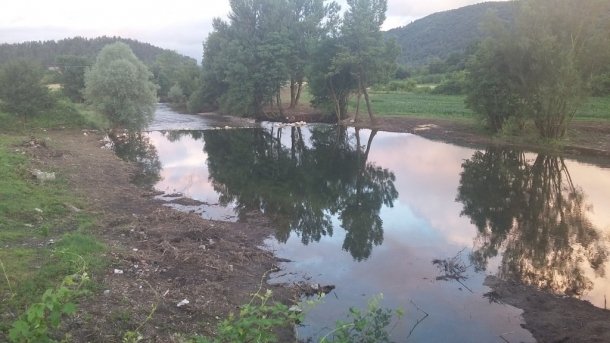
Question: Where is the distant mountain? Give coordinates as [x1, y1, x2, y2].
[385, 1, 517, 66]
[0, 36, 195, 66]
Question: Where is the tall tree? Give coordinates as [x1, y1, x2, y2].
[0, 59, 52, 123]
[339, 0, 398, 123]
[84, 42, 157, 130]
[465, 0, 610, 138]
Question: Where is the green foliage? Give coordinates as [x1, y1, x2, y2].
[431, 71, 466, 95]
[590, 72, 610, 97]
[465, 0, 610, 138]
[9, 272, 88, 343]
[152, 51, 200, 101]
[190, 289, 302, 343]
[465, 35, 522, 132]
[0, 36, 192, 68]
[167, 84, 186, 107]
[84, 42, 157, 130]
[320, 294, 404, 343]
[55, 55, 90, 102]
[373, 79, 416, 92]
[384, 2, 516, 66]
[0, 59, 53, 122]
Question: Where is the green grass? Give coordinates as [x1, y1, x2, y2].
[351, 91, 474, 119]
[0, 135, 106, 334]
[349, 91, 610, 121]
[576, 96, 610, 120]
[0, 96, 109, 132]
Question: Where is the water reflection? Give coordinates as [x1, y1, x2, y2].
[186, 126, 399, 261]
[457, 149, 608, 296]
[109, 132, 162, 189]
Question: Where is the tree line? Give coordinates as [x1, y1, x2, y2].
[188, 0, 398, 122]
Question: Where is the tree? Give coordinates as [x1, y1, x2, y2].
[308, 0, 397, 122]
[84, 42, 157, 130]
[465, 0, 610, 138]
[340, 0, 398, 123]
[56, 55, 90, 102]
[0, 59, 52, 122]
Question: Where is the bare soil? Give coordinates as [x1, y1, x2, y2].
[18, 113, 610, 342]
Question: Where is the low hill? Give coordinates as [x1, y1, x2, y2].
[385, 1, 516, 66]
[0, 36, 194, 66]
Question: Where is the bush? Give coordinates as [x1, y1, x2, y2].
[432, 72, 466, 95]
[0, 59, 53, 122]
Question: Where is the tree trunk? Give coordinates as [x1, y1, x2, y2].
[361, 84, 375, 124]
[355, 88, 362, 123]
[294, 81, 303, 108]
[289, 78, 296, 109]
[329, 80, 341, 123]
[277, 89, 284, 118]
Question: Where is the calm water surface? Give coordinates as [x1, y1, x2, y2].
[113, 106, 610, 342]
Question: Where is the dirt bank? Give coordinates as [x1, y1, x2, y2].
[24, 129, 293, 342]
[485, 276, 610, 343]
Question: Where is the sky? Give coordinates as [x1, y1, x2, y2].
[0, 0, 504, 61]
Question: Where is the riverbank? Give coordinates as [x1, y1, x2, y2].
[0, 129, 293, 341]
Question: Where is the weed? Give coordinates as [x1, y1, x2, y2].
[320, 294, 404, 343]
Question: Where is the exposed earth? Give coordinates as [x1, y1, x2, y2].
[15, 113, 610, 342]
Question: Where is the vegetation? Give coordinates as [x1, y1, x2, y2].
[0, 36, 193, 67]
[55, 55, 90, 102]
[192, 0, 335, 117]
[152, 51, 200, 107]
[0, 59, 52, 123]
[84, 42, 157, 130]
[0, 134, 105, 342]
[384, 2, 516, 66]
[309, 0, 398, 122]
[465, 0, 610, 138]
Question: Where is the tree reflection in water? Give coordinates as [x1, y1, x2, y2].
[109, 131, 162, 189]
[172, 126, 399, 261]
[457, 148, 607, 296]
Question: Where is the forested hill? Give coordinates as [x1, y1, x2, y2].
[385, 1, 516, 66]
[0, 36, 195, 66]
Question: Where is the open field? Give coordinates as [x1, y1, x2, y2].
[352, 91, 610, 121]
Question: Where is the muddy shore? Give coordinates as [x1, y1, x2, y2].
[21, 115, 610, 341]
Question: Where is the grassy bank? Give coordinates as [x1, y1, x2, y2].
[0, 107, 107, 340]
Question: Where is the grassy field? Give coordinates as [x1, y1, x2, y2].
[0, 111, 106, 337]
[345, 91, 610, 121]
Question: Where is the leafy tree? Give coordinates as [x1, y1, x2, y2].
[84, 42, 157, 130]
[0, 59, 52, 122]
[55, 55, 90, 102]
[465, 0, 610, 138]
[339, 0, 398, 123]
[465, 34, 523, 132]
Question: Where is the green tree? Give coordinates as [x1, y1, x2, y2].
[465, 0, 610, 138]
[84, 42, 157, 130]
[56, 55, 90, 102]
[0, 59, 52, 122]
[340, 0, 398, 123]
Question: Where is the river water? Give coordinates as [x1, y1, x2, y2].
[113, 104, 610, 342]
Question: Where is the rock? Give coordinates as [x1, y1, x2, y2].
[177, 299, 190, 307]
[114, 269, 124, 274]
[103, 290, 111, 296]
[32, 169, 56, 182]
[34, 208, 43, 213]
